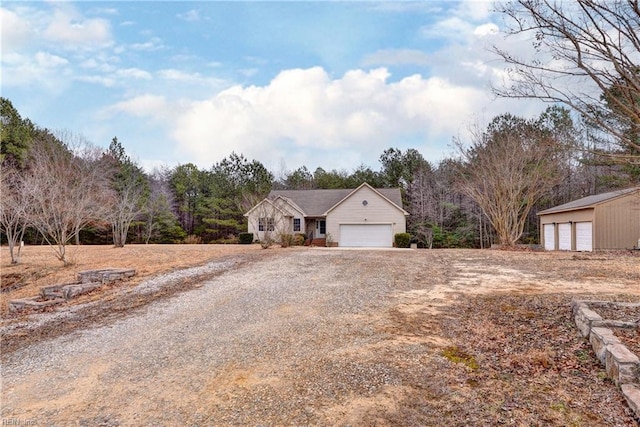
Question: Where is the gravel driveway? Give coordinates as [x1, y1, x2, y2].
[2, 249, 426, 426]
[2, 248, 638, 426]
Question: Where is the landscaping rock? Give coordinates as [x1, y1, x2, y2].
[8, 296, 65, 313]
[77, 268, 136, 284]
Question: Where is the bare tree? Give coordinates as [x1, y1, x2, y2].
[245, 197, 289, 249]
[493, 0, 640, 163]
[0, 165, 28, 263]
[24, 131, 111, 265]
[108, 170, 147, 248]
[455, 114, 564, 247]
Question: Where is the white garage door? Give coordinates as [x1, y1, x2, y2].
[339, 224, 392, 247]
[575, 222, 593, 252]
[543, 224, 555, 250]
[558, 223, 572, 251]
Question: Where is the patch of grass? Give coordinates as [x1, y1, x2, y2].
[441, 346, 479, 371]
[574, 349, 591, 362]
[550, 401, 567, 411]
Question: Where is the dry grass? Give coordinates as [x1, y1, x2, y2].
[0, 244, 261, 317]
[378, 292, 637, 425]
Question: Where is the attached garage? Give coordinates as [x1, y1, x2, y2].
[339, 224, 392, 247]
[538, 187, 640, 251]
[575, 222, 593, 252]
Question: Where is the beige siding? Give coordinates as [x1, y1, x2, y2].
[326, 186, 406, 245]
[274, 199, 306, 235]
[539, 208, 594, 250]
[246, 201, 290, 241]
[595, 194, 640, 250]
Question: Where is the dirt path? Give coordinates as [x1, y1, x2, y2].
[2, 249, 639, 425]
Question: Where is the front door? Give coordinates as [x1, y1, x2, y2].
[316, 220, 326, 237]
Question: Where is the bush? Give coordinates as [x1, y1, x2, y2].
[260, 237, 273, 249]
[293, 233, 306, 246]
[239, 232, 254, 244]
[279, 233, 295, 248]
[183, 234, 202, 244]
[394, 233, 411, 248]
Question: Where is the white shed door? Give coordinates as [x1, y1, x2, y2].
[575, 222, 593, 252]
[543, 224, 555, 250]
[339, 224, 392, 247]
[558, 223, 572, 251]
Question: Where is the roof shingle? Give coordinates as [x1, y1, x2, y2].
[537, 187, 640, 215]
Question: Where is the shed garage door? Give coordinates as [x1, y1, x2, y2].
[543, 224, 555, 250]
[339, 224, 392, 247]
[575, 222, 593, 252]
[558, 223, 572, 251]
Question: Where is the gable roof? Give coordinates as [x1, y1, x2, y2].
[268, 184, 404, 216]
[244, 197, 290, 217]
[324, 182, 409, 216]
[537, 187, 640, 215]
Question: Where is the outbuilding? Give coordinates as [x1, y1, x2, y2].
[537, 187, 640, 251]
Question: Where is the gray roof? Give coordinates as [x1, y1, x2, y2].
[269, 186, 404, 217]
[537, 187, 640, 215]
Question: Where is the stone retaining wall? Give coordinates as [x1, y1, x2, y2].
[8, 268, 136, 313]
[573, 300, 640, 420]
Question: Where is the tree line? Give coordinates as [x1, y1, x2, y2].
[2, 96, 637, 265]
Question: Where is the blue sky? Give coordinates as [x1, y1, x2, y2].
[1, 1, 546, 174]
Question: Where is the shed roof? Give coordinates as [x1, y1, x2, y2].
[269, 186, 403, 217]
[537, 187, 640, 215]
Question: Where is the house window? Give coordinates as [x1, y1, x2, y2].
[293, 218, 301, 232]
[259, 217, 275, 231]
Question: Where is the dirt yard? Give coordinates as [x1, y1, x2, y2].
[0, 244, 262, 317]
[1, 246, 640, 425]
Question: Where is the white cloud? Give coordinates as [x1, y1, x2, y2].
[35, 52, 68, 68]
[106, 94, 172, 120]
[77, 75, 116, 87]
[116, 68, 152, 80]
[164, 67, 491, 169]
[452, 0, 493, 21]
[158, 69, 228, 89]
[1, 51, 72, 90]
[474, 23, 499, 36]
[129, 37, 164, 51]
[44, 8, 112, 49]
[0, 7, 33, 53]
[177, 9, 200, 22]
[421, 16, 474, 41]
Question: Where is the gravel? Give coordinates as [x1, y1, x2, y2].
[2, 248, 637, 426]
[1, 249, 404, 425]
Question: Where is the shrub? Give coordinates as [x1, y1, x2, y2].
[279, 233, 295, 248]
[238, 232, 254, 244]
[183, 234, 202, 244]
[260, 237, 273, 249]
[293, 233, 306, 246]
[394, 233, 411, 248]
